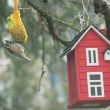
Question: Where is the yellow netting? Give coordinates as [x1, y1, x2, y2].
[7, 0, 28, 44]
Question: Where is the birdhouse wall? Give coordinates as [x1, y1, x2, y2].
[67, 50, 78, 102]
[75, 29, 110, 100]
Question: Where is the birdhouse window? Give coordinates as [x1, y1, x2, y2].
[87, 72, 104, 97]
[86, 48, 99, 66]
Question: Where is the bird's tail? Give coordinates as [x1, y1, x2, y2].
[21, 53, 31, 61]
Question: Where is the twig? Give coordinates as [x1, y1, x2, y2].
[38, 22, 46, 91]
[53, 17, 80, 32]
[18, 8, 30, 10]
[64, 0, 81, 4]
[82, 0, 89, 26]
[38, 67, 45, 91]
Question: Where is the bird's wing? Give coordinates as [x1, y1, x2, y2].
[10, 43, 31, 60]
[10, 43, 24, 55]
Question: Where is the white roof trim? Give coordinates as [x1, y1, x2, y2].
[70, 25, 110, 51]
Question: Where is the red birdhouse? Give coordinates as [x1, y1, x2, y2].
[61, 25, 110, 109]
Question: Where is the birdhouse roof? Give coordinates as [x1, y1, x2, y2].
[61, 25, 110, 57]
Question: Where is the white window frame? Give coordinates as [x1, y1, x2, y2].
[86, 48, 99, 66]
[87, 72, 104, 97]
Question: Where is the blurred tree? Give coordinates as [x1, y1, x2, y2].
[0, 0, 110, 110]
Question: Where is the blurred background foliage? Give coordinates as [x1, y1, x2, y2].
[0, 0, 109, 110]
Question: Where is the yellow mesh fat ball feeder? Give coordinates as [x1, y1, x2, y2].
[7, 0, 28, 45]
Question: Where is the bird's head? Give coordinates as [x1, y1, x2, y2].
[2, 40, 14, 49]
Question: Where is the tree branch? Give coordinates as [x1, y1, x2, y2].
[26, 0, 70, 46]
[94, 0, 110, 40]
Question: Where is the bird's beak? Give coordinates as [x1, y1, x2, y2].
[2, 40, 9, 48]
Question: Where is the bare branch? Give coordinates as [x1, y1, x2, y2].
[26, 0, 70, 46]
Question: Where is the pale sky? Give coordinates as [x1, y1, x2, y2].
[8, 0, 13, 7]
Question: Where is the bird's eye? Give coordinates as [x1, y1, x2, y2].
[5, 43, 8, 46]
[9, 41, 12, 43]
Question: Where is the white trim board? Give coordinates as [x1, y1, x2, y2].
[86, 48, 99, 66]
[87, 72, 104, 98]
[71, 25, 110, 50]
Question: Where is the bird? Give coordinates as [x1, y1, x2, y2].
[7, 0, 28, 45]
[5, 0, 30, 61]
[3, 40, 31, 61]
